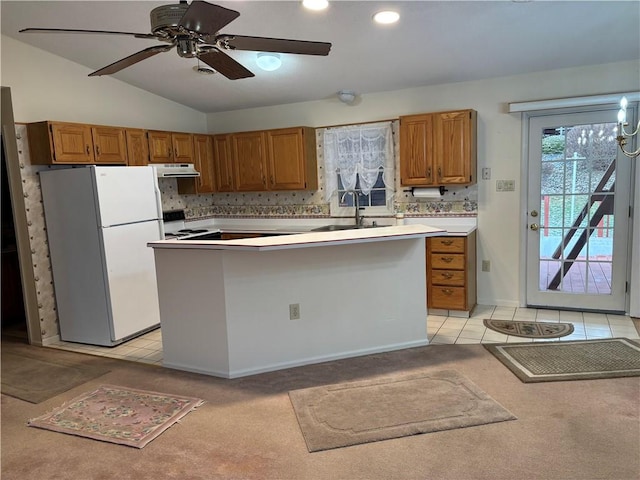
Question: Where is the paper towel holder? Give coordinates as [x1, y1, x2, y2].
[410, 186, 448, 196]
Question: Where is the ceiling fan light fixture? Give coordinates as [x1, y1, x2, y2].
[302, 0, 329, 11]
[256, 52, 282, 71]
[373, 10, 400, 25]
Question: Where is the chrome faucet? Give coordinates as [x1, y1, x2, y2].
[341, 190, 365, 227]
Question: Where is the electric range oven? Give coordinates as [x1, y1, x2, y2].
[162, 210, 221, 240]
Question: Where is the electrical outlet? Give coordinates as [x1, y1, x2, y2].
[503, 180, 515, 191]
[289, 303, 300, 320]
[482, 260, 491, 272]
[482, 167, 491, 180]
[496, 180, 504, 191]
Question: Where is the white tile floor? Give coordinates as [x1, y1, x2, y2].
[48, 305, 640, 364]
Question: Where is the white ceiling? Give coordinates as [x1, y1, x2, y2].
[2, 1, 639, 114]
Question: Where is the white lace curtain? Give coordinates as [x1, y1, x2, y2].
[323, 121, 394, 201]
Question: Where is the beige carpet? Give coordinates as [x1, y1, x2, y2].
[485, 338, 640, 383]
[289, 369, 516, 452]
[1, 340, 110, 403]
[2, 342, 639, 480]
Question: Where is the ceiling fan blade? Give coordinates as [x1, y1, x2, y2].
[89, 44, 174, 76]
[179, 1, 240, 35]
[198, 49, 254, 80]
[217, 35, 331, 56]
[19, 27, 157, 40]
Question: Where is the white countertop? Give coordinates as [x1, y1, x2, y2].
[149, 224, 445, 251]
[184, 216, 477, 236]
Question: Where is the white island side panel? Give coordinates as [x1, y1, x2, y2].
[153, 249, 231, 376]
[152, 232, 432, 378]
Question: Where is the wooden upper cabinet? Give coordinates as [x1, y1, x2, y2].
[400, 109, 477, 187]
[232, 131, 268, 191]
[147, 131, 174, 164]
[434, 110, 477, 184]
[172, 132, 194, 164]
[91, 126, 127, 164]
[147, 130, 194, 164]
[400, 114, 434, 186]
[177, 134, 216, 194]
[265, 127, 318, 190]
[125, 129, 149, 166]
[212, 134, 235, 192]
[27, 121, 128, 165]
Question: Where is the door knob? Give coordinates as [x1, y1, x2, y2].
[530, 210, 538, 217]
[530, 223, 539, 231]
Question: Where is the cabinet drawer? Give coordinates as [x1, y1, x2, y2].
[430, 269, 465, 286]
[430, 237, 465, 253]
[430, 253, 465, 270]
[430, 286, 466, 310]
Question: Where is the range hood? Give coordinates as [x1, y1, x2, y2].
[153, 163, 200, 178]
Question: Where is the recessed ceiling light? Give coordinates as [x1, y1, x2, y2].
[302, 0, 329, 11]
[373, 10, 400, 25]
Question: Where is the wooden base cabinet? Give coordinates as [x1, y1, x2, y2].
[426, 231, 476, 314]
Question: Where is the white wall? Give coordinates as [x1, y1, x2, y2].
[206, 61, 640, 308]
[0, 35, 207, 131]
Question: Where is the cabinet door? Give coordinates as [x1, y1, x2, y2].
[265, 127, 307, 190]
[172, 133, 194, 164]
[194, 134, 215, 193]
[434, 110, 476, 184]
[125, 129, 149, 166]
[92, 127, 127, 164]
[213, 135, 235, 192]
[147, 131, 173, 163]
[233, 131, 267, 191]
[50, 123, 95, 163]
[400, 114, 434, 186]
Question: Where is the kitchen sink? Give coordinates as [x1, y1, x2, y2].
[311, 224, 382, 232]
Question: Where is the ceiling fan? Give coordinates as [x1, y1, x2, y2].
[19, 0, 332, 80]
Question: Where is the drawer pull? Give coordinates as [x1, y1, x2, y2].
[441, 272, 454, 279]
[440, 256, 454, 263]
[441, 288, 454, 295]
[441, 239, 454, 246]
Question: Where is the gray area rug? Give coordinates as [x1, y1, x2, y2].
[288, 369, 516, 452]
[484, 337, 640, 383]
[483, 319, 574, 338]
[1, 344, 110, 403]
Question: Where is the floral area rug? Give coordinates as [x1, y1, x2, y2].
[28, 385, 204, 448]
[483, 319, 574, 338]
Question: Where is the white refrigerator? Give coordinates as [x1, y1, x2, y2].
[40, 166, 163, 346]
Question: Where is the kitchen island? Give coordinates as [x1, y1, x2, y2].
[148, 224, 444, 378]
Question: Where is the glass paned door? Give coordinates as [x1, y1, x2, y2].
[526, 109, 631, 312]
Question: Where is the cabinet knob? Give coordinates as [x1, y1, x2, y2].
[441, 288, 454, 295]
[440, 256, 454, 263]
[86, 145, 90, 155]
[438, 167, 442, 178]
[441, 239, 454, 246]
[96, 145, 101, 156]
[427, 167, 432, 179]
[442, 272, 454, 279]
